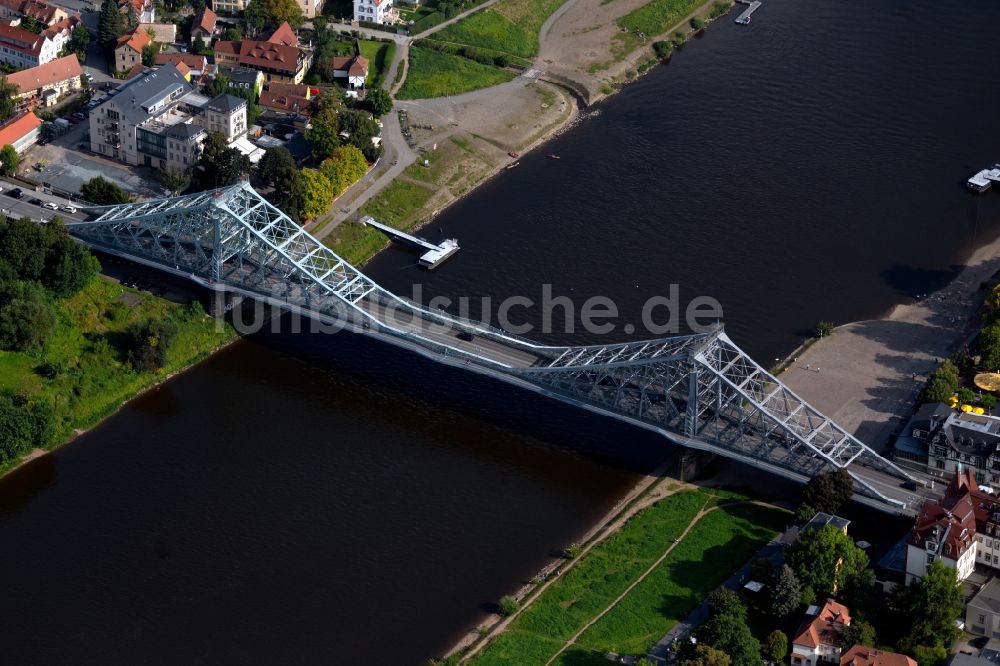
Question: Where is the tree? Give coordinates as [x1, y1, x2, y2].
[244, 0, 267, 32]
[894, 560, 963, 654]
[762, 630, 787, 662]
[785, 524, 868, 596]
[839, 619, 876, 653]
[749, 556, 773, 582]
[0, 391, 53, 463]
[208, 71, 230, 97]
[99, 0, 125, 49]
[158, 167, 191, 195]
[262, 0, 304, 28]
[911, 645, 948, 666]
[223, 25, 244, 41]
[980, 323, 1000, 371]
[770, 564, 802, 619]
[124, 1, 139, 31]
[141, 40, 158, 66]
[43, 233, 99, 298]
[707, 588, 747, 622]
[697, 592, 762, 666]
[306, 105, 340, 159]
[498, 595, 518, 617]
[957, 387, 976, 404]
[816, 320, 833, 337]
[984, 393, 997, 413]
[125, 317, 179, 372]
[197, 132, 251, 189]
[0, 280, 56, 351]
[254, 147, 302, 220]
[0, 77, 17, 123]
[338, 109, 383, 162]
[19, 15, 42, 33]
[365, 88, 393, 116]
[81, 176, 129, 204]
[801, 468, 854, 515]
[192, 32, 208, 56]
[680, 644, 731, 666]
[922, 359, 959, 403]
[70, 23, 91, 62]
[0, 144, 19, 176]
[298, 168, 333, 219]
[320, 145, 368, 195]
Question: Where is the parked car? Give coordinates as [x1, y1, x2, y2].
[72, 112, 86, 120]
[62, 204, 77, 213]
[67, 116, 80, 124]
[9, 188, 22, 198]
[43, 201, 59, 210]
[29, 198, 42, 206]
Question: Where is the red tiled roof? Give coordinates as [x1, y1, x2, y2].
[266, 21, 295, 47]
[116, 28, 150, 53]
[793, 599, 851, 650]
[214, 39, 239, 55]
[40, 14, 79, 40]
[237, 40, 300, 73]
[5, 53, 81, 93]
[193, 6, 216, 35]
[9, 0, 62, 24]
[266, 81, 309, 98]
[259, 89, 310, 113]
[840, 646, 917, 666]
[124, 62, 147, 79]
[0, 111, 41, 147]
[0, 21, 45, 56]
[330, 55, 368, 77]
[907, 469, 993, 561]
[154, 52, 206, 69]
[175, 61, 190, 77]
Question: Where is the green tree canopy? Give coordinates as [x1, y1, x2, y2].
[81, 176, 129, 204]
[298, 168, 333, 219]
[365, 88, 393, 116]
[839, 619, 877, 653]
[320, 145, 368, 195]
[680, 644, 731, 666]
[0, 391, 53, 463]
[697, 591, 762, 666]
[338, 109, 382, 162]
[125, 317, 179, 372]
[801, 468, 854, 515]
[98, 0, 126, 49]
[762, 630, 787, 662]
[306, 105, 340, 159]
[923, 359, 959, 403]
[785, 524, 868, 597]
[770, 564, 802, 619]
[893, 560, 963, 654]
[0, 77, 17, 122]
[70, 23, 91, 62]
[197, 132, 251, 189]
[0, 144, 19, 176]
[255, 147, 302, 220]
[0, 279, 56, 350]
[141, 41, 158, 66]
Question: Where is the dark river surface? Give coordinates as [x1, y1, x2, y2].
[3, 0, 1000, 663]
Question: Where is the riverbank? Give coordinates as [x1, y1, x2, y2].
[317, 0, 734, 268]
[779, 228, 1000, 454]
[0, 276, 237, 481]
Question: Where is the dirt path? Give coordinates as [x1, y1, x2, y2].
[543, 496, 717, 665]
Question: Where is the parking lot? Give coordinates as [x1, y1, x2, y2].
[21, 114, 164, 200]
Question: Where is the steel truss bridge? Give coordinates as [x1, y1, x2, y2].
[66, 183, 921, 514]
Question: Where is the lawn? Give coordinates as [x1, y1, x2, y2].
[472, 489, 707, 665]
[472, 491, 788, 665]
[358, 39, 396, 87]
[0, 276, 235, 474]
[433, 11, 535, 58]
[396, 46, 514, 100]
[322, 178, 438, 264]
[614, 0, 705, 57]
[430, 0, 566, 58]
[574, 502, 788, 654]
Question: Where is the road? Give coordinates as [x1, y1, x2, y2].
[0, 178, 89, 222]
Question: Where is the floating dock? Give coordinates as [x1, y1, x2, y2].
[361, 216, 459, 269]
[734, 0, 762, 24]
[968, 165, 1000, 193]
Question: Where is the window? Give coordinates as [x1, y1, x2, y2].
[937, 459, 946, 469]
[981, 615, 988, 625]
[926, 552, 936, 565]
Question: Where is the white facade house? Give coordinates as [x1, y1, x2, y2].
[791, 599, 851, 666]
[0, 22, 57, 69]
[353, 0, 392, 24]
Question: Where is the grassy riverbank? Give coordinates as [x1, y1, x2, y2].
[397, 47, 515, 100]
[0, 276, 235, 477]
[469, 489, 787, 665]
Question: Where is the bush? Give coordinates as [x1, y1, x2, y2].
[922, 360, 959, 403]
[0, 280, 57, 351]
[709, 1, 731, 19]
[690, 16, 705, 30]
[816, 320, 834, 337]
[80, 176, 129, 204]
[672, 31, 687, 46]
[653, 40, 673, 60]
[125, 317, 180, 372]
[0, 391, 53, 463]
[958, 387, 976, 404]
[498, 595, 519, 617]
[762, 630, 787, 661]
[564, 543, 582, 559]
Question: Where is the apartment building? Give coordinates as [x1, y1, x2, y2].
[6, 53, 82, 108]
[0, 21, 56, 68]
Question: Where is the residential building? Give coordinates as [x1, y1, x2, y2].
[331, 54, 367, 94]
[968, 578, 1000, 639]
[0, 0, 67, 26]
[202, 94, 246, 141]
[190, 6, 216, 44]
[267, 21, 297, 47]
[353, 0, 393, 24]
[840, 646, 917, 666]
[904, 468, 1000, 583]
[213, 32, 311, 84]
[114, 28, 150, 73]
[219, 66, 264, 101]
[118, 0, 153, 24]
[89, 64, 247, 170]
[0, 110, 41, 152]
[259, 82, 311, 114]
[39, 14, 80, 53]
[791, 599, 852, 666]
[926, 409, 1000, 486]
[211, 0, 245, 13]
[293, 0, 323, 18]
[0, 21, 56, 68]
[6, 53, 82, 108]
[155, 52, 209, 77]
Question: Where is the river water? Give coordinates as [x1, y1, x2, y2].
[2, 0, 1000, 663]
